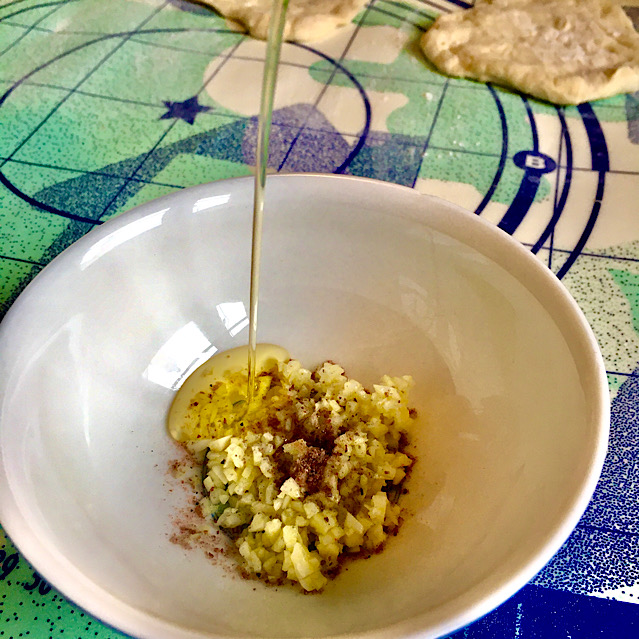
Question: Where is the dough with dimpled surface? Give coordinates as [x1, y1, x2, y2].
[420, 0, 639, 104]
[198, 0, 366, 42]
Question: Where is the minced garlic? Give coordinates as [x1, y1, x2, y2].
[170, 348, 415, 591]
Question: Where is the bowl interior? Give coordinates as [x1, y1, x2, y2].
[0, 175, 608, 639]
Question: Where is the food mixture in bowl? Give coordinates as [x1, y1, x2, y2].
[169, 346, 415, 591]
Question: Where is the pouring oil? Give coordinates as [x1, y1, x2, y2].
[168, 1, 290, 437]
[247, 0, 290, 404]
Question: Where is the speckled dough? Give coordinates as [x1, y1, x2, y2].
[197, 0, 366, 41]
[420, 0, 639, 104]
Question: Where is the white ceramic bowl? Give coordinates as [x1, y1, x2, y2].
[0, 174, 609, 639]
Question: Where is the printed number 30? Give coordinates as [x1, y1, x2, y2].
[23, 572, 51, 595]
[1, 548, 51, 595]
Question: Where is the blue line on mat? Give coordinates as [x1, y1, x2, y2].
[0, 25, 234, 221]
[413, 79, 450, 187]
[372, 0, 436, 26]
[497, 97, 545, 235]
[524, 97, 539, 152]
[0, 0, 73, 23]
[380, 0, 437, 21]
[577, 524, 639, 539]
[556, 170, 605, 279]
[529, 245, 639, 266]
[415, 0, 470, 12]
[411, 0, 455, 15]
[277, 42, 372, 174]
[366, 5, 431, 30]
[0, 2, 63, 59]
[532, 106, 573, 254]
[606, 369, 639, 377]
[0, 0, 32, 15]
[276, 6, 375, 173]
[5, 156, 186, 189]
[1, 2, 168, 162]
[580, 102, 610, 172]
[0, 171, 103, 224]
[555, 104, 609, 279]
[99, 36, 245, 219]
[474, 84, 507, 216]
[0, 253, 46, 267]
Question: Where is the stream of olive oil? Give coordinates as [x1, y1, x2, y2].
[247, 0, 290, 404]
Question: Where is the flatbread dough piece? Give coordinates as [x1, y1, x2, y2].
[198, 0, 366, 42]
[420, 0, 639, 104]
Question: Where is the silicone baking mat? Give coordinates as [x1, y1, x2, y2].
[2, 0, 639, 636]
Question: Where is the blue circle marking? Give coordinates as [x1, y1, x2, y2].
[513, 150, 557, 174]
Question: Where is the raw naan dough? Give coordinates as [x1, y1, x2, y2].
[198, 0, 366, 42]
[420, 0, 639, 104]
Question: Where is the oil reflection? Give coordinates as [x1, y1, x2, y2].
[192, 194, 231, 213]
[143, 321, 216, 390]
[144, 302, 248, 390]
[80, 208, 168, 270]
[216, 301, 248, 337]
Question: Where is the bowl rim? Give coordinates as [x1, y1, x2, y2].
[0, 173, 611, 639]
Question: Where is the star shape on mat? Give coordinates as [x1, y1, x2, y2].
[160, 95, 211, 125]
